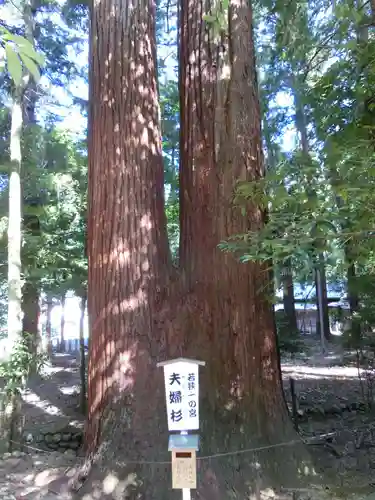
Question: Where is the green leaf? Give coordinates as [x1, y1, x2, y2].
[22, 47, 44, 67]
[5, 45, 22, 86]
[3, 34, 44, 67]
[19, 53, 41, 82]
[3, 34, 34, 53]
[20, 47, 45, 68]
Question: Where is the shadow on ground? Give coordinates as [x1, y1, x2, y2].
[2, 342, 375, 499]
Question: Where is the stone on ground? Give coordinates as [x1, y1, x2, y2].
[0, 449, 78, 499]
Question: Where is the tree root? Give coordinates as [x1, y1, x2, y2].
[71, 414, 339, 500]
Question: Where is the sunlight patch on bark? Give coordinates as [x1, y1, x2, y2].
[118, 350, 133, 377]
[140, 213, 153, 230]
[261, 356, 276, 381]
[118, 290, 147, 312]
[107, 242, 130, 266]
[88, 339, 138, 419]
[219, 63, 231, 80]
[95, 289, 147, 328]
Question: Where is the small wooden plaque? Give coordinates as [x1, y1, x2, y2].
[171, 449, 197, 489]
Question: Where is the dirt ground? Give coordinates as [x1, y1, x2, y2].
[2, 338, 375, 499]
[282, 338, 375, 498]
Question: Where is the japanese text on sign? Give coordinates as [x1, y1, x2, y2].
[163, 362, 199, 431]
[172, 452, 197, 489]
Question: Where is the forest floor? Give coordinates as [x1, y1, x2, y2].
[282, 336, 375, 499]
[0, 353, 84, 499]
[1, 337, 375, 499]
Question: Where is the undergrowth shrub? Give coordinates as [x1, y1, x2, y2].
[0, 333, 47, 451]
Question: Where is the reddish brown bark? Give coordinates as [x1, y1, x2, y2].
[179, 0, 281, 409]
[86, 0, 170, 459]
[177, 0, 309, 493]
[79, 293, 87, 415]
[81, 0, 316, 497]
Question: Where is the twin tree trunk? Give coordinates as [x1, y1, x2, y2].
[84, 0, 314, 497]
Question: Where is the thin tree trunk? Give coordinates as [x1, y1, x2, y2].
[79, 293, 87, 415]
[347, 258, 361, 343]
[343, 0, 369, 342]
[327, 0, 368, 343]
[1, 91, 24, 454]
[371, 0, 375, 21]
[60, 292, 66, 352]
[314, 255, 330, 342]
[2, 0, 40, 453]
[22, 283, 39, 341]
[21, 0, 41, 359]
[293, 83, 330, 341]
[282, 259, 298, 333]
[22, 281, 40, 370]
[45, 297, 53, 359]
[7, 93, 23, 357]
[265, 137, 298, 334]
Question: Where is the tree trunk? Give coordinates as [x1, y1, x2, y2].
[60, 292, 66, 352]
[178, 0, 313, 493]
[314, 255, 330, 341]
[282, 259, 298, 333]
[44, 297, 53, 359]
[346, 251, 361, 344]
[84, 0, 171, 491]
[79, 0, 322, 497]
[6, 92, 23, 358]
[264, 137, 298, 334]
[79, 293, 87, 415]
[342, 0, 369, 342]
[1, 0, 41, 454]
[0, 91, 23, 454]
[21, 281, 40, 365]
[293, 83, 330, 341]
[21, 0, 42, 364]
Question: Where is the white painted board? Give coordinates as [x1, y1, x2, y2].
[162, 361, 200, 431]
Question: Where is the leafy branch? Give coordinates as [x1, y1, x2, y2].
[0, 26, 44, 85]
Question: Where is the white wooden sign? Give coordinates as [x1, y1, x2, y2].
[171, 450, 197, 489]
[158, 358, 205, 432]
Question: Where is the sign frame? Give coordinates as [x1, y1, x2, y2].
[157, 358, 205, 432]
